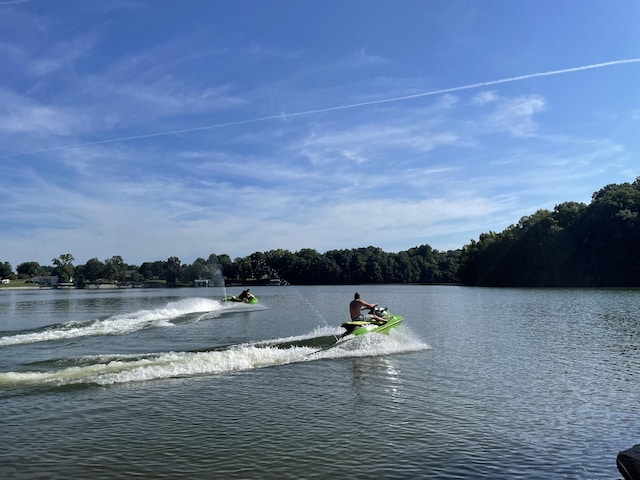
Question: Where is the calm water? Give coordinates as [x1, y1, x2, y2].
[0, 285, 638, 479]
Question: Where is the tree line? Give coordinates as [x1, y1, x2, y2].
[1, 246, 460, 287]
[2, 178, 639, 288]
[458, 178, 640, 287]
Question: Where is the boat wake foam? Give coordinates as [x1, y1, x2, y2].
[0, 297, 229, 346]
[0, 326, 430, 390]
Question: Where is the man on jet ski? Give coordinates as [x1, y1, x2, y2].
[349, 292, 386, 324]
[238, 289, 255, 302]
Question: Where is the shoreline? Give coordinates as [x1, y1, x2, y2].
[0, 285, 42, 290]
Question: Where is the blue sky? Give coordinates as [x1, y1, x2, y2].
[1, 0, 639, 268]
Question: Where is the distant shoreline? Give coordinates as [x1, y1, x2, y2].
[0, 285, 42, 290]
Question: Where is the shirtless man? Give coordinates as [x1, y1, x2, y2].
[349, 292, 386, 323]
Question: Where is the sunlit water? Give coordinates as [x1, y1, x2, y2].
[1, 285, 638, 479]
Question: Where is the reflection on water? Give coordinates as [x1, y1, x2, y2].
[347, 355, 405, 409]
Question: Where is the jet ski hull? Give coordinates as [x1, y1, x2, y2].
[341, 314, 403, 336]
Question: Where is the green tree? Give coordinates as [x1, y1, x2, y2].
[164, 256, 182, 286]
[263, 249, 296, 282]
[139, 261, 164, 280]
[0, 261, 14, 279]
[234, 256, 253, 283]
[578, 179, 640, 285]
[395, 251, 419, 283]
[213, 254, 235, 283]
[17, 261, 43, 278]
[104, 255, 126, 283]
[83, 258, 106, 283]
[183, 257, 208, 283]
[52, 253, 75, 283]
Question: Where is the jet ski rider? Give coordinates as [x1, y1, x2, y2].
[238, 289, 255, 302]
[349, 292, 386, 324]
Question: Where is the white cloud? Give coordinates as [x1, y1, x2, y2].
[485, 94, 546, 137]
[472, 90, 499, 105]
[0, 89, 90, 137]
[351, 48, 390, 66]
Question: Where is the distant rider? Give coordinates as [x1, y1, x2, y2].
[238, 289, 255, 303]
[349, 292, 386, 323]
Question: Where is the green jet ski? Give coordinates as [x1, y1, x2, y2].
[221, 290, 259, 304]
[341, 306, 404, 336]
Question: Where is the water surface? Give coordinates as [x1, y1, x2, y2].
[1, 285, 638, 479]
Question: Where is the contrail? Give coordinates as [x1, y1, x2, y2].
[6, 58, 640, 157]
[0, 0, 35, 5]
[294, 58, 640, 113]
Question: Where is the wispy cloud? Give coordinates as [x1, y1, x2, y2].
[0, 89, 90, 137]
[351, 48, 390, 66]
[486, 95, 546, 137]
[0, 0, 35, 5]
[4, 58, 638, 159]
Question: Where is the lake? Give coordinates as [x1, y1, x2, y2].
[0, 284, 638, 479]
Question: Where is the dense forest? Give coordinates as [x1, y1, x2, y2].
[458, 177, 640, 287]
[2, 178, 639, 288]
